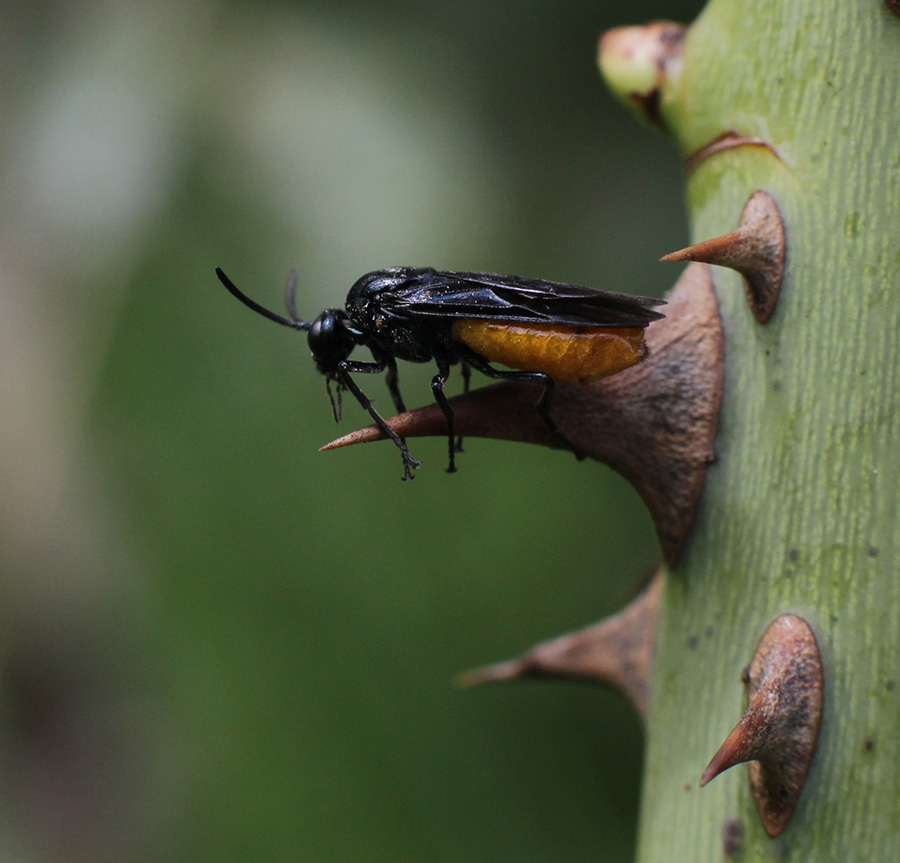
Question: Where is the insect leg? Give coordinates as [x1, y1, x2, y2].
[340, 358, 387, 374]
[336, 367, 421, 481]
[430, 356, 456, 473]
[325, 377, 343, 422]
[326, 357, 387, 424]
[455, 362, 471, 453]
[384, 357, 407, 414]
[341, 355, 408, 417]
[461, 364, 472, 394]
[532, 376, 586, 460]
[461, 353, 585, 460]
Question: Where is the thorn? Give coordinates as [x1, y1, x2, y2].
[662, 190, 786, 323]
[457, 571, 663, 721]
[701, 614, 823, 837]
[323, 262, 724, 566]
[886, 0, 900, 17]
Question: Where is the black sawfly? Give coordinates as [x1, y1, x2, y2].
[216, 266, 665, 480]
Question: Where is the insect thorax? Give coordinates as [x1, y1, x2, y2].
[345, 269, 447, 363]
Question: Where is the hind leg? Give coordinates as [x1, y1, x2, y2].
[455, 361, 471, 454]
[430, 356, 457, 472]
[461, 355, 585, 460]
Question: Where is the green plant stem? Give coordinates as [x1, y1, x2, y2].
[627, 2, 900, 859]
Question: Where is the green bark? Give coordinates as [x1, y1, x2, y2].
[610, 2, 900, 859]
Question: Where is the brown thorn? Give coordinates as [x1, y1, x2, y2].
[886, 0, 900, 17]
[661, 190, 786, 323]
[457, 571, 663, 722]
[701, 614, 823, 837]
[323, 262, 724, 565]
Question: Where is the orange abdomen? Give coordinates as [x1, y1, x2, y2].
[450, 320, 648, 385]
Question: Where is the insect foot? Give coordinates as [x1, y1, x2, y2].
[701, 614, 823, 838]
[661, 190, 786, 323]
[457, 570, 662, 722]
[325, 262, 724, 565]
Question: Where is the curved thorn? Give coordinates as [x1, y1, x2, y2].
[457, 571, 663, 721]
[701, 614, 823, 837]
[662, 190, 786, 323]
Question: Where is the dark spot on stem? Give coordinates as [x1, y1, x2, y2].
[722, 818, 745, 857]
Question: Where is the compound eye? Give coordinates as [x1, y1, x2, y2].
[308, 309, 355, 370]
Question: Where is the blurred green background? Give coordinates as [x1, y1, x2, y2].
[0, 0, 703, 860]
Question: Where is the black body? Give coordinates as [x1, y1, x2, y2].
[216, 266, 664, 479]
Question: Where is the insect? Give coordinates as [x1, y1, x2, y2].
[216, 266, 664, 480]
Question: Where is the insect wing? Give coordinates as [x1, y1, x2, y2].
[379, 270, 664, 328]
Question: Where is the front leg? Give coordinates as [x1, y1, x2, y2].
[343, 353, 406, 415]
[325, 356, 387, 422]
[335, 366, 421, 480]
